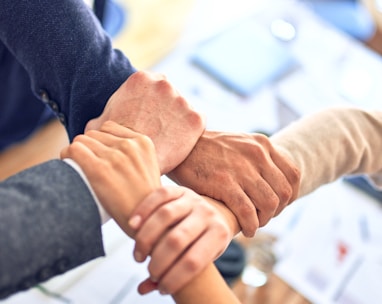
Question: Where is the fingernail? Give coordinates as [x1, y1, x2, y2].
[134, 250, 146, 263]
[159, 288, 168, 295]
[150, 276, 158, 283]
[129, 215, 142, 229]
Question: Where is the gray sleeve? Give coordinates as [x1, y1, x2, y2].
[0, 160, 105, 299]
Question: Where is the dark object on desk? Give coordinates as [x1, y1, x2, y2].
[344, 175, 382, 203]
[191, 17, 297, 96]
[214, 240, 246, 286]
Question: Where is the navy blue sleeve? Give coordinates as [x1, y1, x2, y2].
[0, 0, 136, 140]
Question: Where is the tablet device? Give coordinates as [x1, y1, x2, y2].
[191, 18, 297, 96]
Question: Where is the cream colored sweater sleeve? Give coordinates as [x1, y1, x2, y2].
[270, 107, 382, 198]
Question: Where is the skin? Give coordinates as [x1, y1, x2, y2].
[129, 186, 234, 295]
[85, 70, 206, 175]
[61, 121, 235, 295]
[168, 130, 301, 237]
[86, 70, 301, 238]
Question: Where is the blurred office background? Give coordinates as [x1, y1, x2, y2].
[2, 0, 382, 303]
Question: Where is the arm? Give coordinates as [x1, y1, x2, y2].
[270, 107, 382, 197]
[0, 0, 135, 140]
[64, 121, 242, 301]
[172, 263, 241, 304]
[0, 2, 205, 173]
[0, 160, 104, 300]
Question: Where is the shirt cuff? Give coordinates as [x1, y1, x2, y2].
[63, 158, 111, 224]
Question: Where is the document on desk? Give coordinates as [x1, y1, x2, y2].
[272, 180, 382, 304]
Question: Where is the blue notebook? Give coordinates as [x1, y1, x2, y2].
[191, 18, 297, 96]
[344, 175, 382, 203]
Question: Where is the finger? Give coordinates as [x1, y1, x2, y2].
[146, 210, 206, 282]
[155, 228, 229, 295]
[219, 182, 259, 237]
[245, 174, 281, 227]
[270, 148, 301, 205]
[137, 278, 158, 295]
[60, 145, 70, 159]
[84, 129, 133, 148]
[258, 151, 295, 215]
[129, 186, 185, 230]
[61, 140, 102, 175]
[98, 120, 142, 139]
[133, 195, 193, 263]
[72, 134, 114, 159]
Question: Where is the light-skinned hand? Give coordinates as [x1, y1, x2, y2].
[168, 130, 301, 237]
[85, 70, 206, 174]
[60, 121, 161, 237]
[128, 186, 234, 295]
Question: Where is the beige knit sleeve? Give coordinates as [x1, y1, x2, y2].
[270, 107, 382, 198]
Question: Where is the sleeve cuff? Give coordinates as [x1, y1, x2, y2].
[63, 158, 111, 224]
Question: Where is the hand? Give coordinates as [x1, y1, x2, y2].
[168, 130, 301, 237]
[128, 186, 234, 295]
[61, 121, 161, 236]
[85, 71, 206, 174]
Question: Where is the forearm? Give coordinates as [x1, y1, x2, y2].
[172, 263, 240, 304]
[271, 107, 382, 197]
[168, 196, 240, 303]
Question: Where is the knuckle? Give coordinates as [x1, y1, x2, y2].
[157, 204, 176, 222]
[136, 239, 151, 254]
[99, 120, 115, 131]
[214, 222, 231, 240]
[157, 78, 172, 92]
[138, 134, 155, 150]
[165, 231, 185, 251]
[237, 199, 257, 218]
[253, 133, 271, 146]
[118, 139, 132, 151]
[182, 256, 200, 273]
[72, 134, 86, 143]
[250, 145, 268, 162]
[291, 166, 301, 184]
[85, 129, 99, 137]
[279, 184, 293, 203]
[267, 193, 280, 211]
[157, 186, 173, 197]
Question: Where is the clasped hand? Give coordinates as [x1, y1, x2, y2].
[86, 70, 300, 238]
[61, 121, 235, 295]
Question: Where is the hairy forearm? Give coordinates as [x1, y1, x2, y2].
[271, 107, 382, 198]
